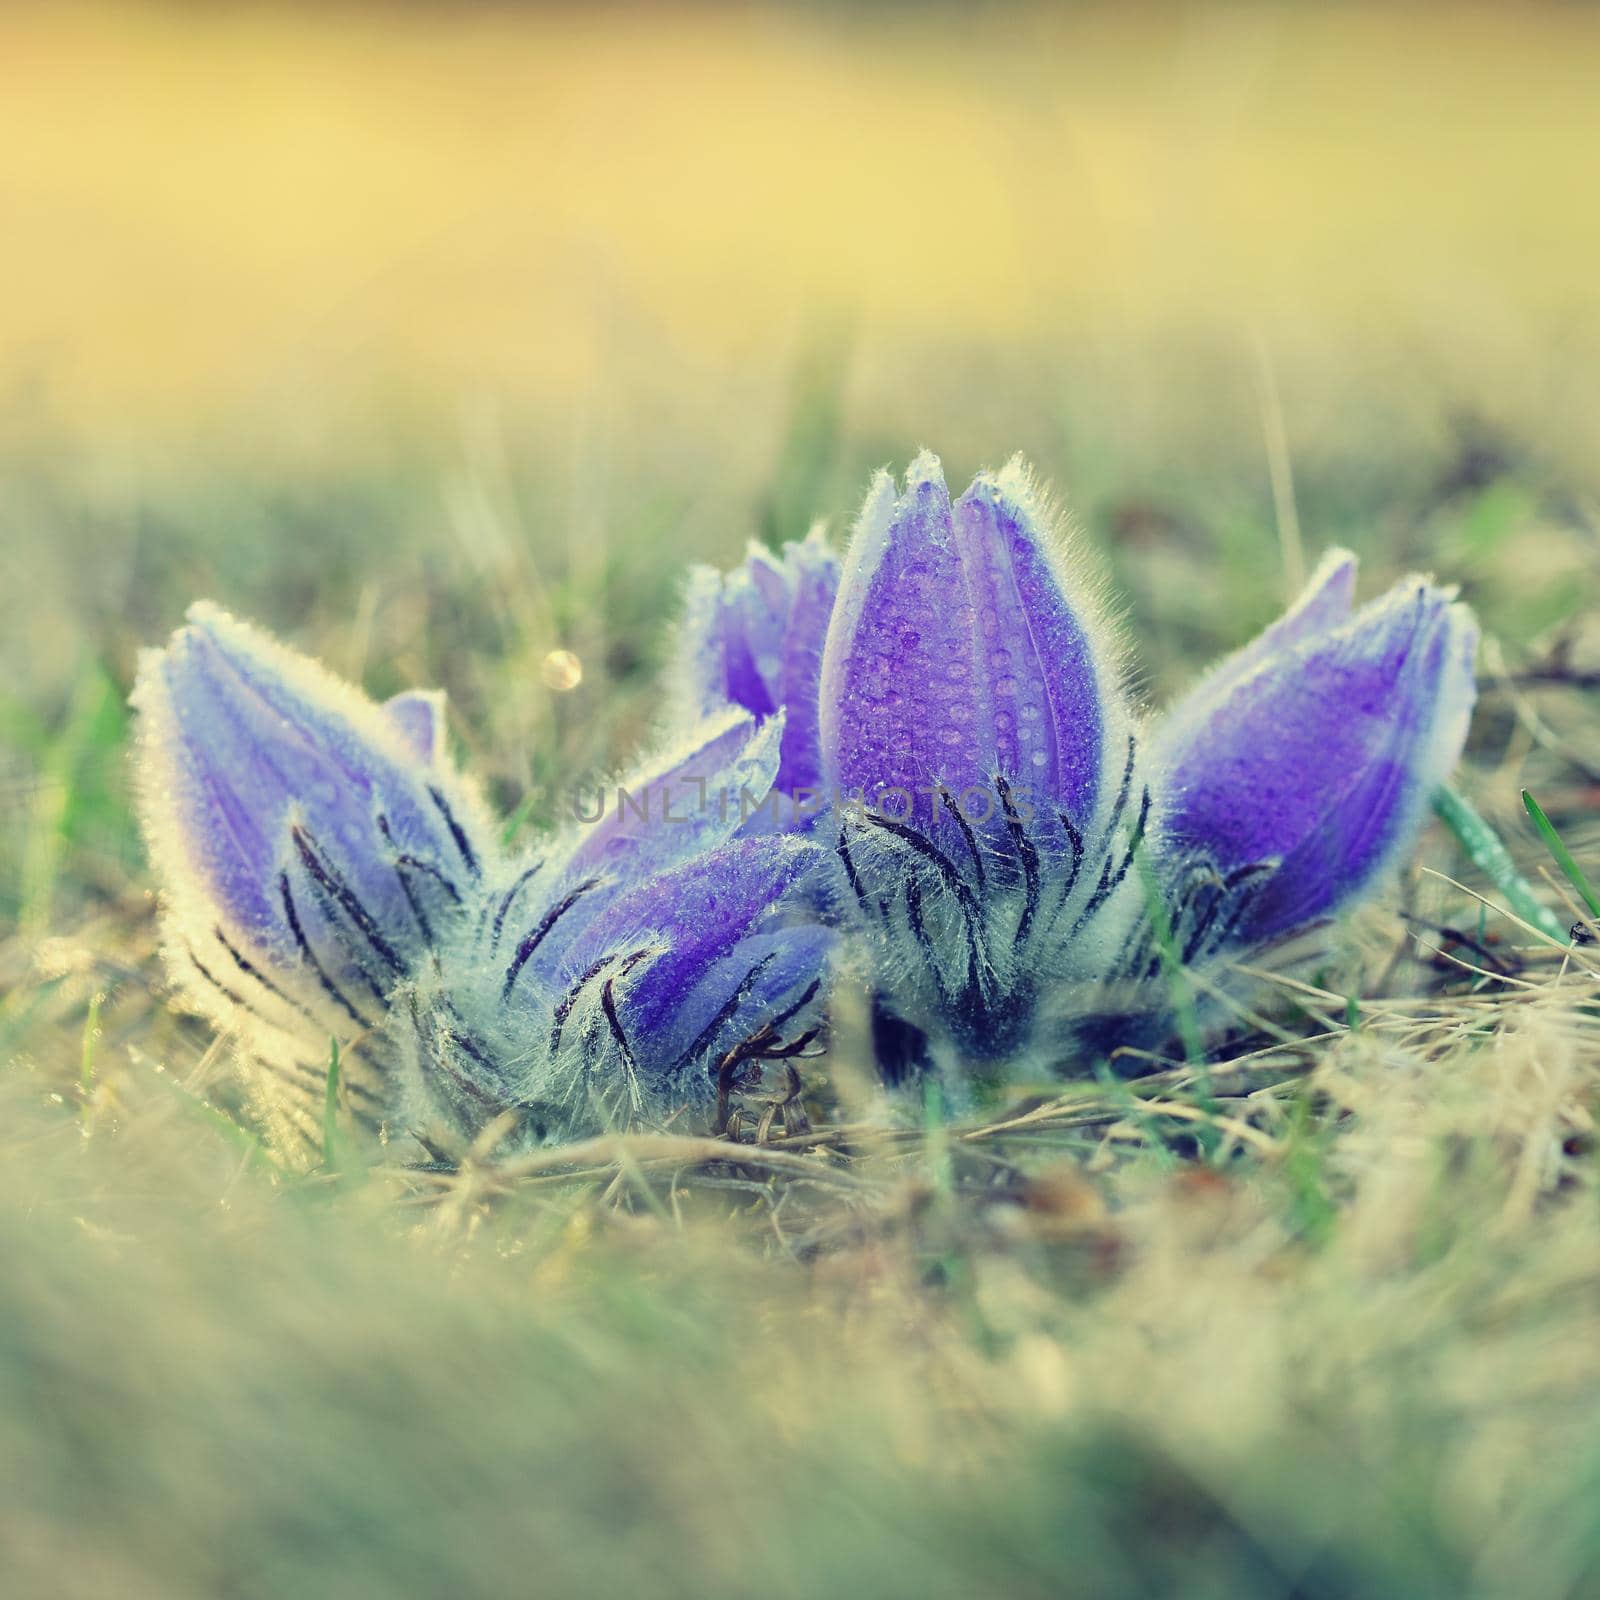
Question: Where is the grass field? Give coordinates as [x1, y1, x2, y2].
[5, 3, 1600, 1595]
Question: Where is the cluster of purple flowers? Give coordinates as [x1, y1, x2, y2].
[134, 451, 1476, 1156]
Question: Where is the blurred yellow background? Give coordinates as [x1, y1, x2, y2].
[4, 1, 1598, 448]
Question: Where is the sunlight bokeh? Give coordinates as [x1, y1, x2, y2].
[4, 2, 1598, 440]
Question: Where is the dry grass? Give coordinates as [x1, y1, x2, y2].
[5, 683, 1600, 1594]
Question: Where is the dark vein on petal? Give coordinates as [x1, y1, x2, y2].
[501, 876, 604, 1002]
[278, 871, 373, 1027]
[292, 825, 405, 977]
[428, 785, 481, 879]
[675, 952, 778, 1068]
[491, 859, 547, 953]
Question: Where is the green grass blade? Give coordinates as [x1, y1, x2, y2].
[499, 791, 543, 849]
[18, 663, 129, 935]
[79, 991, 102, 1125]
[1521, 788, 1600, 921]
[1432, 785, 1567, 943]
[323, 1038, 343, 1173]
[922, 1077, 953, 1195]
[1132, 844, 1205, 1069]
[149, 1066, 277, 1173]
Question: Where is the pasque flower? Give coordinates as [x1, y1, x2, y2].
[679, 452, 1477, 1094]
[133, 603, 495, 1150]
[137, 453, 1477, 1153]
[134, 606, 830, 1157]
[407, 707, 831, 1147]
[674, 528, 840, 804]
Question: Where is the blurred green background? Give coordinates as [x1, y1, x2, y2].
[5, 0, 1599, 930]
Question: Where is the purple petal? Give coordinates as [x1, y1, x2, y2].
[564, 709, 783, 879]
[744, 544, 793, 618]
[953, 460, 1120, 824]
[1248, 548, 1358, 654]
[720, 565, 781, 718]
[1153, 576, 1477, 946]
[819, 453, 995, 830]
[1168, 549, 1358, 733]
[383, 689, 446, 764]
[674, 566, 733, 721]
[565, 836, 826, 1037]
[652, 923, 833, 1080]
[133, 604, 490, 989]
[820, 455, 1126, 839]
[672, 533, 841, 800]
[773, 528, 840, 795]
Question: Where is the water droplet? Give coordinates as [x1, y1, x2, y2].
[541, 649, 583, 692]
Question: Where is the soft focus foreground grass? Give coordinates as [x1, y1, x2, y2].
[7, 955, 1600, 1597]
[6, 2, 1600, 1595]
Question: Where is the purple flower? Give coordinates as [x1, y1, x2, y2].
[408, 710, 831, 1146]
[683, 453, 1478, 1093]
[133, 603, 495, 1147]
[674, 528, 840, 800]
[821, 452, 1129, 842]
[1147, 549, 1478, 955]
[135, 609, 830, 1157]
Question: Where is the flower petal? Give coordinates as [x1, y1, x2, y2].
[772, 528, 839, 795]
[720, 561, 783, 717]
[1152, 576, 1478, 946]
[672, 530, 840, 798]
[673, 565, 734, 722]
[651, 922, 833, 1081]
[566, 835, 828, 1040]
[382, 689, 447, 765]
[564, 708, 784, 879]
[953, 458, 1123, 824]
[133, 603, 491, 1022]
[1166, 548, 1358, 733]
[820, 453, 994, 829]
